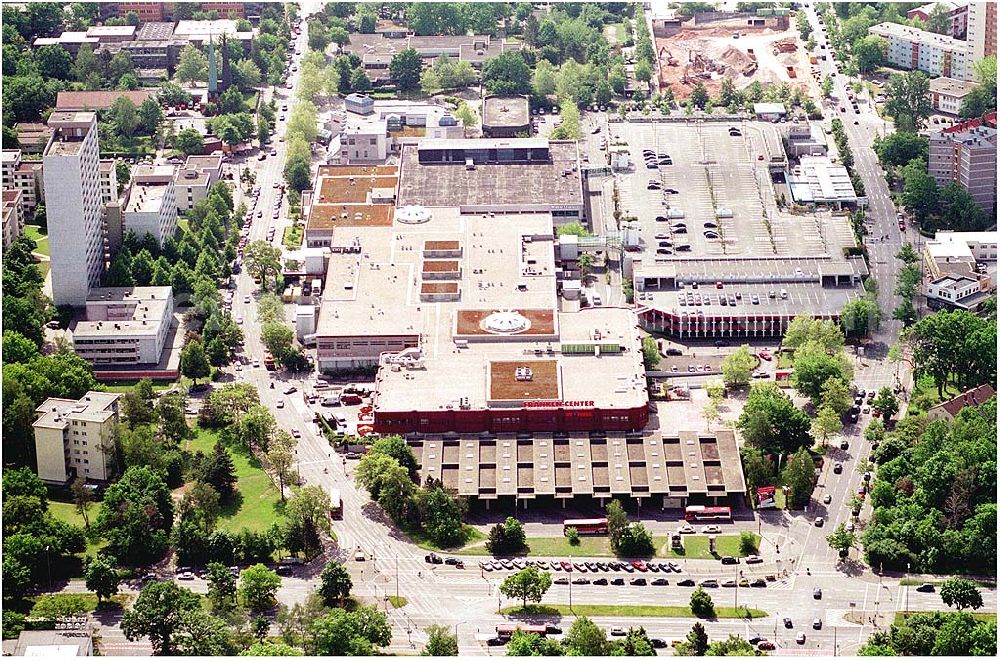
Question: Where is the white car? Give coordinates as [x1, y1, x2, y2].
[276, 400, 285, 409]
[253, 360, 261, 368]
[701, 525, 722, 534]
[235, 315, 243, 325]
[677, 525, 695, 534]
[290, 428, 301, 438]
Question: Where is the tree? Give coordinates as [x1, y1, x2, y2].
[606, 499, 629, 552]
[682, 622, 709, 656]
[826, 523, 855, 557]
[706, 635, 762, 656]
[617, 523, 655, 557]
[240, 642, 303, 656]
[739, 530, 758, 556]
[876, 132, 928, 169]
[793, 342, 852, 405]
[500, 566, 552, 608]
[35, 45, 72, 81]
[740, 449, 775, 492]
[283, 157, 311, 192]
[85, 555, 121, 604]
[121, 581, 201, 655]
[641, 336, 660, 370]
[482, 51, 532, 95]
[261, 322, 294, 364]
[218, 86, 247, 114]
[70, 476, 93, 528]
[389, 48, 422, 91]
[111, 96, 139, 139]
[689, 587, 715, 618]
[924, 3, 952, 34]
[820, 377, 852, 417]
[781, 448, 816, 509]
[562, 616, 608, 655]
[487, 516, 528, 556]
[841, 298, 880, 340]
[556, 222, 590, 237]
[180, 339, 211, 385]
[783, 316, 845, 353]
[689, 82, 709, 109]
[176, 44, 209, 84]
[736, 383, 812, 454]
[721, 344, 756, 387]
[97, 466, 173, 566]
[206, 562, 237, 613]
[422, 624, 459, 656]
[307, 22, 330, 52]
[240, 563, 281, 612]
[822, 75, 834, 98]
[853, 35, 886, 73]
[158, 81, 193, 107]
[244, 240, 282, 290]
[884, 70, 933, 132]
[318, 560, 352, 607]
[263, 430, 296, 502]
[871, 387, 899, 424]
[175, 128, 205, 155]
[940, 578, 983, 611]
[307, 606, 391, 655]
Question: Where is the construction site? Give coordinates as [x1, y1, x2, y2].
[654, 12, 816, 101]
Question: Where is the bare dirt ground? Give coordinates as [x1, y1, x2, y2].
[655, 21, 817, 101]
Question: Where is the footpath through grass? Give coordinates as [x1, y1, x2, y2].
[185, 426, 285, 533]
[48, 501, 106, 559]
[25, 225, 49, 256]
[503, 604, 767, 619]
[455, 534, 758, 560]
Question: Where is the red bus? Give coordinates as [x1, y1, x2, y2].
[497, 625, 547, 640]
[684, 506, 732, 522]
[563, 517, 608, 536]
[263, 351, 276, 371]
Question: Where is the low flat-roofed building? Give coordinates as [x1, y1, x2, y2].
[407, 428, 746, 508]
[123, 165, 177, 245]
[929, 77, 979, 114]
[12, 123, 54, 154]
[345, 93, 375, 115]
[174, 154, 222, 211]
[32, 391, 121, 484]
[785, 121, 828, 157]
[3, 629, 94, 657]
[173, 19, 254, 47]
[313, 203, 648, 436]
[56, 90, 155, 112]
[3, 189, 25, 249]
[397, 138, 584, 219]
[925, 272, 993, 311]
[72, 286, 174, 367]
[788, 155, 858, 207]
[926, 383, 996, 421]
[85, 24, 137, 42]
[303, 164, 398, 247]
[634, 254, 867, 339]
[923, 230, 998, 278]
[753, 102, 787, 122]
[32, 31, 99, 55]
[482, 96, 531, 138]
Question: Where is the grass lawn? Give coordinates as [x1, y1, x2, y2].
[282, 223, 303, 250]
[25, 224, 49, 256]
[454, 534, 757, 560]
[48, 501, 106, 558]
[503, 604, 767, 619]
[410, 526, 486, 552]
[185, 426, 285, 533]
[28, 592, 131, 617]
[388, 595, 408, 609]
[894, 610, 996, 625]
[907, 374, 961, 416]
[776, 351, 794, 369]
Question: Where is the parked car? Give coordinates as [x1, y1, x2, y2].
[916, 583, 936, 593]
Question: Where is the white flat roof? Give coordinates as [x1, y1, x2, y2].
[869, 21, 971, 51]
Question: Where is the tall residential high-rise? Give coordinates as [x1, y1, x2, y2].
[43, 112, 106, 307]
[929, 119, 998, 213]
[967, 2, 997, 63]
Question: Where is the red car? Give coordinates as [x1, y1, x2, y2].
[632, 560, 648, 572]
[560, 561, 573, 572]
[758, 350, 773, 361]
[757, 641, 776, 651]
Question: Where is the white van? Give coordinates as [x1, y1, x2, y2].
[592, 293, 603, 306]
[322, 396, 341, 407]
[780, 289, 789, 299]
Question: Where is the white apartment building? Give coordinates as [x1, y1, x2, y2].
[925, 272, 993, 310]
[72, 286, 174, 366]
[868, 22, 974, 81]
[123, 165, 177, 245]
[32, 391, 121, 484]
[928, 77, 980, 114]
[2, 149, 45, 216]
[98, 159, 119, 206]
[174, 154, 222, 212]
[44, 112, 106, 307]
[966, 2, 997, 63]
[923, 230, 998, 278]
[3, 189, 25, 248]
